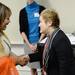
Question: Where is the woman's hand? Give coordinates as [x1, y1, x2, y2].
[28, 44, 37, 52]
[16, 55, 28, 66]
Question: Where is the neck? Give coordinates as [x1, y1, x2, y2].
[47, 27, 56, 36]
[28, 0, 34, 4]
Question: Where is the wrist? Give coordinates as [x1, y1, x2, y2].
[25, 55, 30, 61]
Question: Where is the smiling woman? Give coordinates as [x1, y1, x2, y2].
[24, 9, 75, 75]
[0, 2, 27, 75]
[0, 2, 19, 75]
[0, 5, 11, 31]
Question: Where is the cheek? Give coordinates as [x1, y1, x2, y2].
[41, 24, 46, 32]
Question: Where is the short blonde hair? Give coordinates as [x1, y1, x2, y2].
[40, 9, 60, 27]
[0, 2, 11, 25]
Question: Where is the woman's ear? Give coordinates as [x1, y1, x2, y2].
[47, 20, 52, 27]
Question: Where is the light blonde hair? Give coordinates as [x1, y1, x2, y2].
[40, 9, 60, 28]
[0, 2, 11, 26]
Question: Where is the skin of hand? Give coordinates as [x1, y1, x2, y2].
[24, 39, 37, 51]
[29, 44, 37, 52]
[32, 44, 38, 52]
[17, 55, 28, 66]
[24, 55, 30, 63]
[9, 53, 29, 66]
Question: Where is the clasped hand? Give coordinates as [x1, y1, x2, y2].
[16, 55, 29, 66]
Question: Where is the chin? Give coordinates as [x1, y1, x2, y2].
[3, 28, 6, 30]
[40, 30, 42, 33]
[40, 31, 44, 34]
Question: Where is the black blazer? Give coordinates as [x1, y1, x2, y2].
[29, 30, 75, 75]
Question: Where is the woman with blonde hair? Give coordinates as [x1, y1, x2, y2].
[24, 9, 75, 75]
[0, 2, 26, 75]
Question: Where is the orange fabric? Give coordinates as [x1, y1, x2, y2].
[0, 56, 19, 75]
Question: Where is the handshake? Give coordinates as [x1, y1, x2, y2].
[15, 55, 30, 66]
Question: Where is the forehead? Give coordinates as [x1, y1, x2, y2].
[40, 16, 43, 20]
[5, 14, 10, 18]
[40, 16, 45, 22]
[5, 10, 11, 16]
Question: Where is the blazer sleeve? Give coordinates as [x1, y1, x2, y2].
[28, 52, 40, 62]
[28, 43, 45, 62]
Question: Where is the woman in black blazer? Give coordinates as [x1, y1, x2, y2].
[24, 9, 75, 75]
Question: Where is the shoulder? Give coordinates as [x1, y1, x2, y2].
[39, 4, 45, 8]
[39, 5, 46, 13]
[20, 7, 26, 14]
[39, 5, 45, 10]
[53, 30, 65, 42]
[55, 30, 68, 40]
[53, 30, 71, 46]
[19, 7, 27, 17]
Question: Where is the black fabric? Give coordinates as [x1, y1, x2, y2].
[19, 8, 29, 38]
[44, 28, 60, 69]
[29, 43, 45, 68]
[28, 30, 75, 75]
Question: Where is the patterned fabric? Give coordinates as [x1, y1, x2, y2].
[43, 37, 49, 65]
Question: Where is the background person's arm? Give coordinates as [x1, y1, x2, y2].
[19, 8, 36, 50]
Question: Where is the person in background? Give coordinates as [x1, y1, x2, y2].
[19, 0, 45, 75]
[0, 2, 27, 75]
[23, 9, 75, 75]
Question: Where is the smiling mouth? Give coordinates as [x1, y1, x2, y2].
[6, 22, 9, 26]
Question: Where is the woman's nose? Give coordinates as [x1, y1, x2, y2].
[8, 19, 10, 23]
[39, 24, 40, 27]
